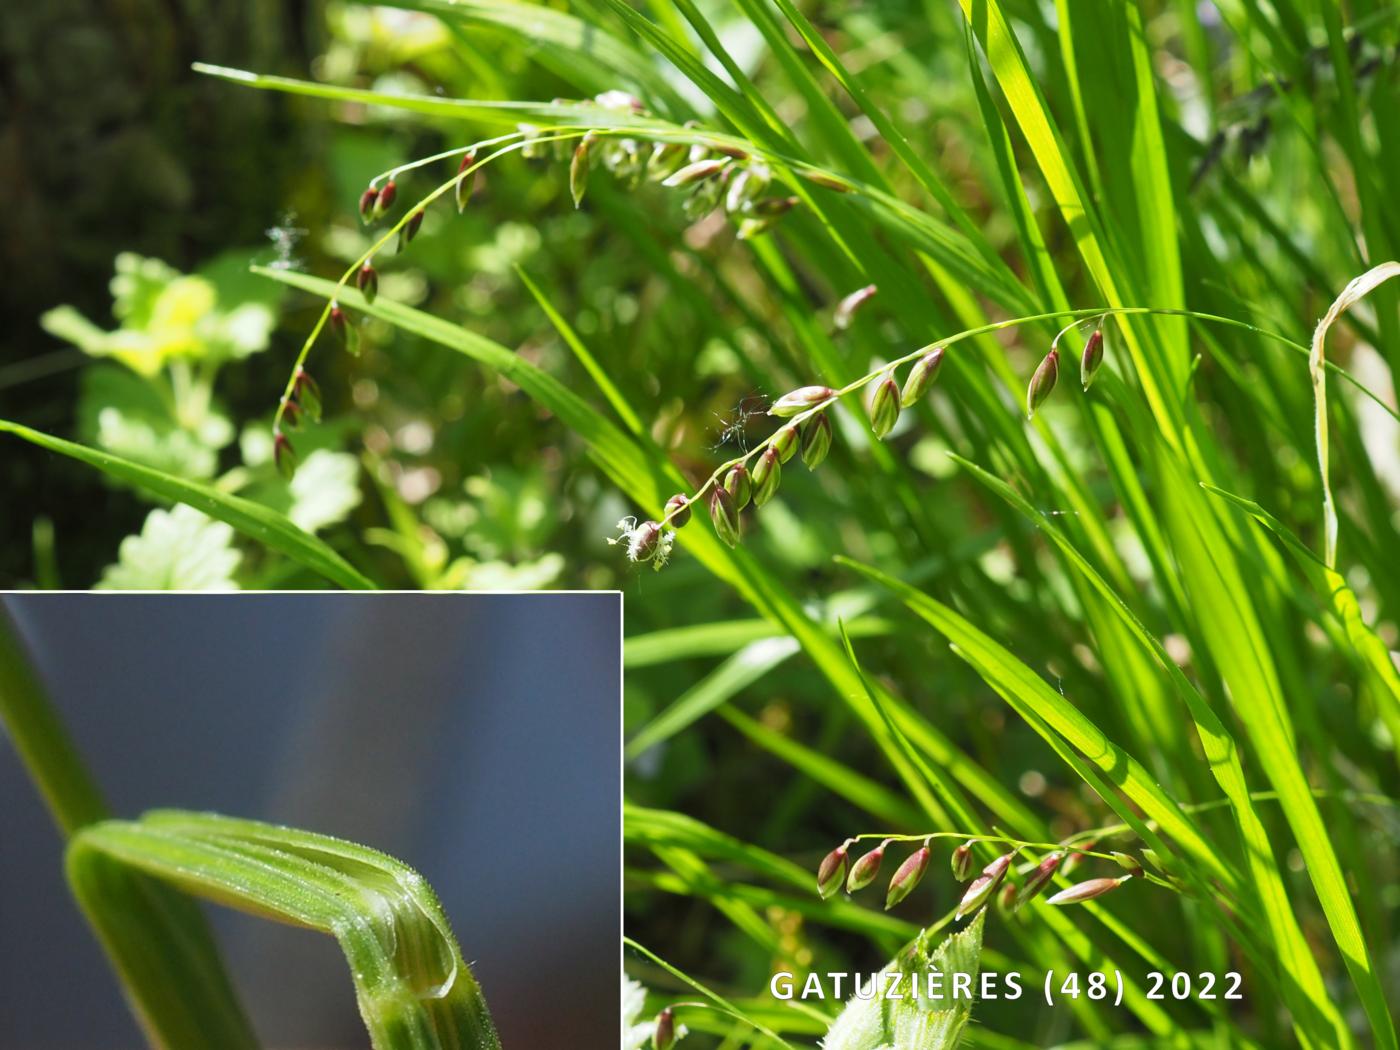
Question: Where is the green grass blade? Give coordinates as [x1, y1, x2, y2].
[369, 0, 692, 116]
[625, 636, 799, 761]
[71, 811, 500, 1050]
[1202, 484, 1400, 747]
[0, 606, 107, 834]
[516, 264, 646, 436]
[1156, 451, 1390, 1049]
[0, 608, 257, 1048]
[0, 420, 374, 590]
[623, 616, 891, 667]
[253, 266, 666, 511]
[715, 706, 926, 830]
[624, 937, 797, 1050]
[837, 556, 1234, 889]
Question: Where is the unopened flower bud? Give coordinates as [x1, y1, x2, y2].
[280, 398, 302, 431]
[1062, 842, 1092, 876]
[571, 134, 593, 208]
[901, 348, 945, 407]
[648, 142, 688, 182]
[816, 841, 850, 900]
[359, 185, 378, 223]
[751, 196, 798, 217]
[273, 430, 296, 479]
[654, 1007, 676, 1050]
[956, 852, 1013, 919]
[885, 845, 930, 909]
[769, 386, 835, 417]
[737, 196, 798, 240]
[846, 840, 888, 893]
[628, 521, 663, 563]
[800, 169, 851, 192]
[834, 284, 877, 330]
[723, 464, 751, 511]
[751, 447, 781, 507]
[1047, 876, 1129, 906]
[662, 158, 729, 187]
[1080, 328, 1104, 390]
[455, 152, 477, 213]
[683, 176, 724, 220]
[398, 209, 424, 253]
[1026, 349, 1059, 419]
[373, 179, 397, 218]
[357, 262, 378, 304]
[800, 414, 832, 469]
[725, 165, 769, 214]
[867, 373, 900, 438]
[1110, 851, 1144, 878]
[293, 367, 322, 423]
[772, 424, 799, 464]
[329, 302, 352, 350]
[1017, 851, 1064, 908]
[1140, 848, 1166, 873]
[709, 486, 740, 548]
[951, 841, 974, 881]
[997, 881, 1019, 914]
[664, 494, 691, 528]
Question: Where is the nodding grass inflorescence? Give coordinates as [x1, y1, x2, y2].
[271, 367, 322, 477]
[271, 89, 849, 487]
[611, 310, 1126, 570]
[516, 94, 808, 241]
[278, 88, 1129, 552]
[812, 827, 1166, 925]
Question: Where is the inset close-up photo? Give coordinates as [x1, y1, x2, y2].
[0, 593, 620, 1049]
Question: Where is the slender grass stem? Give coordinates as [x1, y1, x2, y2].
[0, 604, 107, 835]
[271, 127, 592, 434]
[849, 788, 1400, 864]
[655, 303, 1395, 529]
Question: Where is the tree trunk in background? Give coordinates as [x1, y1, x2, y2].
[0, 0, 320, 585]
[0, 0, 318, 328]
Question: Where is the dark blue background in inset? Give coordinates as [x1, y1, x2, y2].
[0, 593, 620, 1049]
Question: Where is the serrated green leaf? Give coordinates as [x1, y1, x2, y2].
[97, 506, 242, 591]
[824, 911, 986, 1050]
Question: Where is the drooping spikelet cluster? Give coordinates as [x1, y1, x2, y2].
[273, 88, 860, 478]
[526, 90, 824, 238]
[815, 833, 1146, 923]
[271, 137, 482, 472]
[612, 310, 1114, 570]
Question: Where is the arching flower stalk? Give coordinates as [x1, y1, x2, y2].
[614, 308, 1135, 569]
[810, 824, 1177, 929]
[268, 92, 826, 476]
